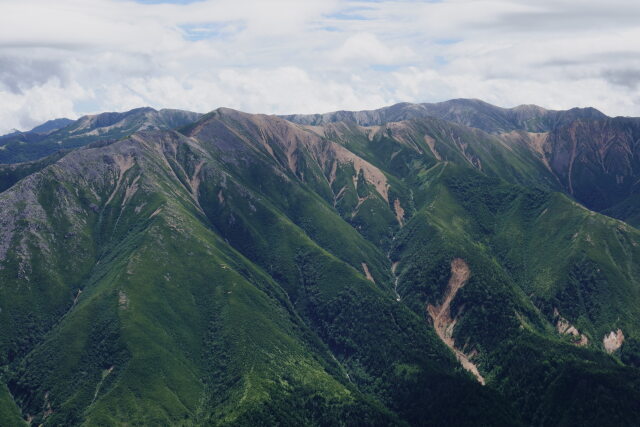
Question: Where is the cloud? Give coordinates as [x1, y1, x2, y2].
[331, 33, 415, 65]
[0, 78, 86, 131]
[603, 68, 640, 89]
[1, 0, 640, 133]
[0, 55, 68, 94]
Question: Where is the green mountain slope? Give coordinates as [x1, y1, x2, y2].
[0, 102, 639, 425]
[285, 100, 640, 225]
[605, 194, 640, 228]
[286, 112, 640, 424]
[0, 124, 517, 425]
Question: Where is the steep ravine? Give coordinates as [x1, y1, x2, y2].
[390, 260, 401, 302]
[387, 243, 402, 302]
[427, 258, 485, 385]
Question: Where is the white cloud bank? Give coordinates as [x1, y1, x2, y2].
[1, 0, 640, 133]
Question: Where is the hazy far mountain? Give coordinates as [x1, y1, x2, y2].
[281, 98, 608, 133]
[0, 108, 202, 164]
[28, 118, 75, 135]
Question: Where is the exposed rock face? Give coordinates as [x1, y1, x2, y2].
[553, 308, 589, 346]
[427, 258, 485, 385]
[603, 329, 625, 353]
[361, 263, 375, 283]
[393, 199, 405, 226]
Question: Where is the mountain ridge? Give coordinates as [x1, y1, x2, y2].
[0, 107, 202, 165]
[280, 98, 608, 133]
[282, 99, 640, 226]
[1, 100, 640, 425]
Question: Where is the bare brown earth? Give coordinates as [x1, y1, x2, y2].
[394, 198, 405, 226]
[205, 109, 391, 202]
[553, 308, 589, 346]
[424, 134, 442, 161]
[603, 329, 625, 353]
[189, 160, 205, 197]
[427, 258, 485, 385]
[361, 263, 375, 283]
[105, 154, 135, 206]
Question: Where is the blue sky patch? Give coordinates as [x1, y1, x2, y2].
[180, 22, 244, 41]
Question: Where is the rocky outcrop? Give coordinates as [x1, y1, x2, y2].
[603, 329, 625, 353]
[553, 308, 589, 346]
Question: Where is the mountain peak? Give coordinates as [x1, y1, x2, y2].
[29, 118, 74, 134]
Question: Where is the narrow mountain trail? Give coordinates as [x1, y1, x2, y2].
[427, 258, 485, 385]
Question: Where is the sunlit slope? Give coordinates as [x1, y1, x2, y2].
[1, 104, 640, 425]
[0, 125, 517, 425]
[0, 132, 384, 425]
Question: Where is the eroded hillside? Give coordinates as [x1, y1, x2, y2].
[1, 102, 640, 426]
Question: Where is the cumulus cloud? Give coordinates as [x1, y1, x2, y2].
[1, 0, 640, 133]
[331, 33, 415, 65]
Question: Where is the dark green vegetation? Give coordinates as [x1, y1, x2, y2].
[1, 100, 640, 426]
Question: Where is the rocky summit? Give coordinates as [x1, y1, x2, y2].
[1, 100, 640, 426]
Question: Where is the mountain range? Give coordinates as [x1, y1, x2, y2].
[0, 99, 639, 426]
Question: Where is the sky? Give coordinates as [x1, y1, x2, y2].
[1, 0, 640, 133]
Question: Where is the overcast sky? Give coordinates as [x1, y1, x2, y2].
[1, 0, 640, 133]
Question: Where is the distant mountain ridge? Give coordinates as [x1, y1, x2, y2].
[0, 107, 201, 164]
[28, 118, 74, 135]
[281, 98, 608, 133]
[283, 99, 640, 226]
[2, 98, 639, 223]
